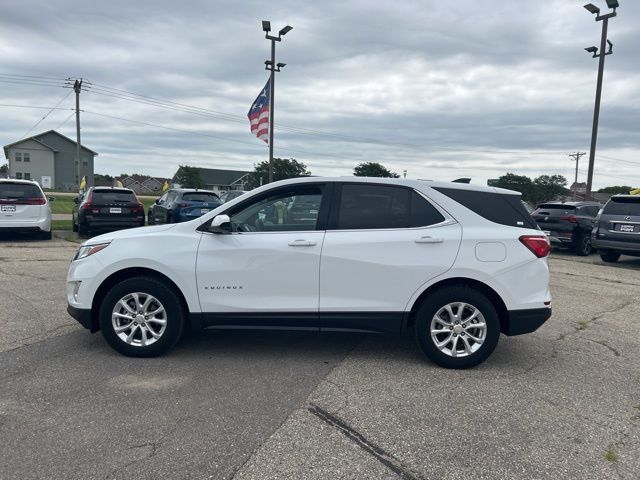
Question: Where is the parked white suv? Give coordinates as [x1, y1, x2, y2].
[0, 179, 52, 239]
[67, 177, 551, 368]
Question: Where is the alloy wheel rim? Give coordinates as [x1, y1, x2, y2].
[430, 302, 487, 358]
[111, 292, 167, 347]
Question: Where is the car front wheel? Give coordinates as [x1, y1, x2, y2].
[414, 286, 500, 369]
[99, 276, 185, 357]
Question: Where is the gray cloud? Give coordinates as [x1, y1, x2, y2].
[1, 0, 639, 189]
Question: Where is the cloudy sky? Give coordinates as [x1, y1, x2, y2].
[1, 0, 639, 188]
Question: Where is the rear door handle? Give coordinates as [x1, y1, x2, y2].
[288, 239, 317, 247]
[415, 236, 444, 244]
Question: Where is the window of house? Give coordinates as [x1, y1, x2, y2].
[15, 172, 23, 179]
[24, 172, 31, 180]
[82, 161, 88, 166]
[15, 153, 22, 162]
[23, 153, 30, 162]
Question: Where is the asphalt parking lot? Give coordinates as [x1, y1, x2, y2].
[1, 236, 639, 479]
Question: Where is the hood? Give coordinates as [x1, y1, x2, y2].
[82, 224, 177, 245]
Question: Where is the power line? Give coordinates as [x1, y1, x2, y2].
[54, 111, 76, 130]
[21, 90, 73, 139]
[81, 109, 344, 160]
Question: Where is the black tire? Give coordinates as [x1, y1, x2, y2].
[72, 215, 78, 232]
[166, 212, 173, 224]
[600, 251, 621, 263]
[414, 286, 500, 369]
[573, 231, 592, 256]
[39, 230, 52, 240]
[78, 224, 89, 237]
[99, 276, 185, 357]
[147, 212, 154, 225]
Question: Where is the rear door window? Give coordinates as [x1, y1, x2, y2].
[435, 187, 538, 229]
[333, 184, 444, 230]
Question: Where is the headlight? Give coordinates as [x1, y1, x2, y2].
[74, 242, 110, 261]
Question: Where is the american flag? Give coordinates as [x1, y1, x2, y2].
[248, 79, 270, 144]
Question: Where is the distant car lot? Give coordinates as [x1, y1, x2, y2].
[0, 237, 639, 479]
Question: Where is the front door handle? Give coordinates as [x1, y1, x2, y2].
[415, 236, 444, 244]
[288, 239, 317, 247]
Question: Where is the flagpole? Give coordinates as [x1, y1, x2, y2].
[260, 21, 292, 184]
[268, 38, 275, 184]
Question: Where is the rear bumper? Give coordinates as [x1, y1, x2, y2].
[592, 237, 640, 254]
[67, 304, 98, 332]
[82, 217, 145, 229]
[0, 216, 51, 233]
[503, 307, 552, 336]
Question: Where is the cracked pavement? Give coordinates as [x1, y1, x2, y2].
[1, 240, 639, 479]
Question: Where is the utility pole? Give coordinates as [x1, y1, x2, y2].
[569, 151, 586, 199]
[261, 21, 292, 183]
[73, 79, 83, 191]
[583, 1, 619, 198]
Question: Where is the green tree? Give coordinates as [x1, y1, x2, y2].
[245, 158, 311, 190]
[174, 165, 205, 189]
[489, 173, 535, 201]
[353, 162, 400, 178]
[532, 174, 568, 204]
[94, 173, 114, 186]
[598, 186, 634, 195]
[0, 163, 7, 176]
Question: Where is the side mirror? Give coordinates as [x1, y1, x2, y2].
[48, 196, 55, 202]
[155, 198, 161, 204]
[210, 214, 231, 234]
[73, 197, 79, 204]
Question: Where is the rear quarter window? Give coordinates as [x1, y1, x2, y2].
[434, 187, 537, 229]
[182, 193, 220, 202]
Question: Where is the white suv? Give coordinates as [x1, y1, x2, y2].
[0, 179, 52, 239]
[67, 177, 551, 368]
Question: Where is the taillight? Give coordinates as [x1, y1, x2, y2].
[519, 235, 550, 258]
[559, 215, 577, 223]
[81, 192, 94, 210]
[131, 203, 144, 212]
[176, 201, 189, 208]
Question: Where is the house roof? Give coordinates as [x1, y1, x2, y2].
[173, 167, 250, 186]
[3, 130, 98, 158]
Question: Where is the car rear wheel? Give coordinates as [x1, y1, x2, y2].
[573, 232, 592, 256]
[99, 276, 185, 357]
[39, 230, 52, 240]
[600, 251, 621, 263]
[414, 286, 500, 369]
[78, 224, 89, 237]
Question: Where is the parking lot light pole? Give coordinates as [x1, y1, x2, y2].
[583, 1, 618, 198]
[262, 21, 292, 183]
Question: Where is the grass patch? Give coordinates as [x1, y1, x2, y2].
[605, 447, 619, 462]
[51, 220, 73, 231]
[576, 320, 589, 331]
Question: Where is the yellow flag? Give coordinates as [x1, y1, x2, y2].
[116, 180, 124, 188]
[162, 180, 169, 192]
[79, 176, 87, 190]
[630, 188, 640, 195]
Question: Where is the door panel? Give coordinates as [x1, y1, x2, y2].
[196, 231, 325, 326]
[319, 223, 461, 315]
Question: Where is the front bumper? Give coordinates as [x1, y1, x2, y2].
[67, 304, 98, 332]
[503, 307, 552, 336]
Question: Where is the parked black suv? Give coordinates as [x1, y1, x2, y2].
[591, 195, 640, 262]
[532, 201, 601, 256]
[73, 187, 145, 237]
